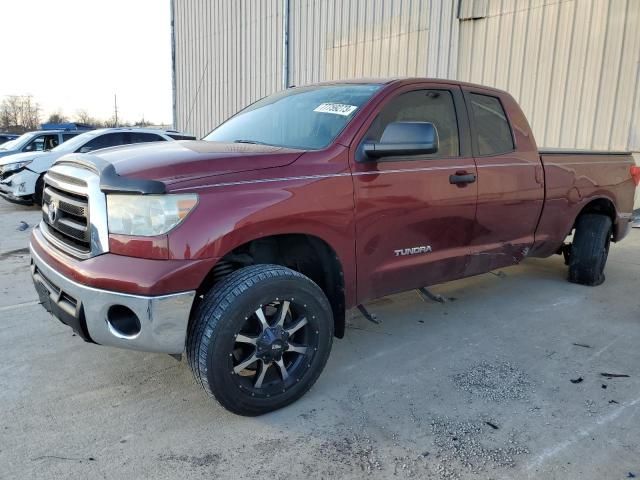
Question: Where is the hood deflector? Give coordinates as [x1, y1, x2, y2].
[55, 156, 166, 195]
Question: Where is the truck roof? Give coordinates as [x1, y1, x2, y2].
[296, 77, 510, 96]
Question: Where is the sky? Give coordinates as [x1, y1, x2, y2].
[0, 0, 173, 125]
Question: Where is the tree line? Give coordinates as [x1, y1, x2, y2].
[0, 95, 156, 133]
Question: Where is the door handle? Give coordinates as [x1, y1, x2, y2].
[449, 172, 476, 185]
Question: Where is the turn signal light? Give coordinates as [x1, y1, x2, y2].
[631, 166, 640, 186]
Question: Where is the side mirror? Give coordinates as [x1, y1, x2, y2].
[362, 121, 438, 159]
[78, 146, 92, 153]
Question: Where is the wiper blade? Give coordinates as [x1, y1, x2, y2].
[233, 139, 272, 146]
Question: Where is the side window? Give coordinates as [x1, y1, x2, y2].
[79, 133, 127, 152]
[365, 89, 460, 158]
[24, 134, 59, 152]
[62, 133, 78, 142]
[128, 132, 166, 144]
[469, 93, 514, 156]
[23, 136, 43, 152]
[168, 134, 196, 140]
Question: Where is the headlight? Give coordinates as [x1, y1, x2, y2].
[107, 194, 198, 236]
[1, 159, 32, 174]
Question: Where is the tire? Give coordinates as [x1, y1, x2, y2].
[33, 174, 45, 206]
[187, 264, 334, 416]
[568, 214, 612, 286]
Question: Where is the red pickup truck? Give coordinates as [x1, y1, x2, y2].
[30, 79, 638, 415]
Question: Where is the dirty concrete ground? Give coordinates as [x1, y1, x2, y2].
[0, 200, 639, 480]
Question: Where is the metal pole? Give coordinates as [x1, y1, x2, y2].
[114, 94, 118, 127]
[282, 0, 290, 89]
[170, 0, 177, 129]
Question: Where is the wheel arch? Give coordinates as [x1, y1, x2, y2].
[573, 196, 618, 239]
[191, 233, 348, 339]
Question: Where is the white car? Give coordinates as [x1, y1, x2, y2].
[0, 129, 86, 159]
[0, 128, 195, 205]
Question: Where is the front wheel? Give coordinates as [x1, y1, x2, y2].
[33, 174, 45, 206]
[568, 214, 612, 286]
[187, 264, 334, 416]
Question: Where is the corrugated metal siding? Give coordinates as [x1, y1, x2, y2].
[173, 0, 460, 137]
[289, 0, 459, 86]
[457, 0, 640, 152]
[172, 0, 283, 138]
[174, 0, 639, 152]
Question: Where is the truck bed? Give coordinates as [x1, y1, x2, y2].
[531, 150, 636, 257]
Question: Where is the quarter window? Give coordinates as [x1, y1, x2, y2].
[469, 93, 514, 156]
[365, 89, 460, 158]
[128, 132, 165, 143]
[168, 134, 197, 140]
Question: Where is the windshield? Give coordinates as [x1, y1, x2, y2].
[204, 83, 382, 150]
[0, 132, 34, 150]
[52, 130, 100, 153]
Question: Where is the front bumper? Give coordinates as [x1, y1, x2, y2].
[30, 243, 196, 354]
[0, 169, 38, 205]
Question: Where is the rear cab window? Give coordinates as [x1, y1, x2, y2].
[468, 93, 514, 156]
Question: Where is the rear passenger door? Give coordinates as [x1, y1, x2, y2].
[462, 88, 544, 274]
[351, 83, 478, 302]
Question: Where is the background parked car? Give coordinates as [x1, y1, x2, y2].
[0, 129, 89, 159]
[0, 127, 196, 205]
[0, 133, 19, 145]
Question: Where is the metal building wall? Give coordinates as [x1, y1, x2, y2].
[173, 0, 640, 153]
[288, 0, 459, 86]
[173, 0, 460, 138]
[172, 0, 284, 138]
[457, 0, 640, 152]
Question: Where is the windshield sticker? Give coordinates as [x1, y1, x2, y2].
[314, 103, 358, 116]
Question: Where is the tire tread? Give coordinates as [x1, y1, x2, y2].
[568, 214, 612, 286]
[186, 264, 332, 415]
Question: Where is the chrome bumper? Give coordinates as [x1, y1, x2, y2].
[30, 244, 196, 354]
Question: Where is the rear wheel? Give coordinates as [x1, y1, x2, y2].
[187, 264, 333, 416]
[568, 214, 612, 286]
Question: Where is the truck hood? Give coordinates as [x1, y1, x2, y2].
[82, 140, 304, 185]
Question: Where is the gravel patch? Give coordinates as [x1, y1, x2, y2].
[452, 361, 531, 402]
[317, 433, 383, 475]
[430, 417, 529, 479]
[158, 452, 222, 469]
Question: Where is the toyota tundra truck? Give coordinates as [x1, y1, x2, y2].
[29, 79, 639, 416]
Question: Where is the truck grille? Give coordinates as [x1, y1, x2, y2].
[41, 183, 91, 255]
[40, 162, 110, 259]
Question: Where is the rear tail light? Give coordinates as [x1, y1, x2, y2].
[631, 166, 640, 186]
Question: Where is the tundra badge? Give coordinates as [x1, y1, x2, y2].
[394, 246, 433, 256]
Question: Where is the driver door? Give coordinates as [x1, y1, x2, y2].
[351, 84, 478, 302]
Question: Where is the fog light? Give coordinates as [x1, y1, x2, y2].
[106, 305, 141, 338]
